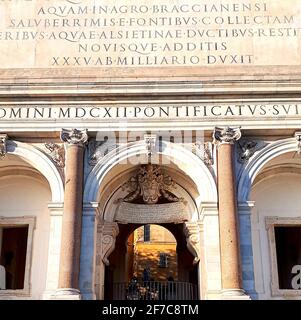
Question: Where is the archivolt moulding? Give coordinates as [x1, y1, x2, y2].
[84, 140, 217, 205]
[5, 140, 64, 202]
[237, 137, 299, 202]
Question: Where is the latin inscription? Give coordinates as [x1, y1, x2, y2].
[0, 0, 300, 68]
[116, 202, 188, 224]
[0, 103, 300, 120]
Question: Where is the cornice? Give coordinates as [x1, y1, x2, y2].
[1, 78, 301, 98]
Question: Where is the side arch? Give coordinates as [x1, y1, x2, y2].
[1, 140, 65, 298]
[237, 137, 299, 299]
[237, 138, 298, 202]
[6, 140, 64, 202]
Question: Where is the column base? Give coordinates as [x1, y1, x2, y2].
[50, 288, 82, 300]
[80, 290, 96, 300]
[221, 289, 251, 300]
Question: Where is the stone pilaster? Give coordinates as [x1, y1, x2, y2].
[213, 127, 249, 299]
[55, 128, 88, 299]
[79, 202, 100, 300]
[43, 202, 64, 300]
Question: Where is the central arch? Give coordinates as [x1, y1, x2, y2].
[83, 140, 217, 204]
[80, 140, 218, 300]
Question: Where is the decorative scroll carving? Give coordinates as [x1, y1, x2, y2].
[194, 141, 213, 166]
[60, 128, 88, 146]
[122, 164, 179, 204]
[0, 134, 8, 159]
[213, 127, 241, 145]
[44, 143, 65, 168]
[144, 134, 157, 158]
[183, 222, 201, 265]
[98, 222, 119, 266]
[88, 138, 118, 166]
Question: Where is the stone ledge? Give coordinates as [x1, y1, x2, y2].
[221, 289, 251, 300]
[49, 289, 82, 300]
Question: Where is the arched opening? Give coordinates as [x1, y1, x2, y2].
[0, 141, 64, 299]
[0, 154, 52, 298]
[94, 161, 204, 300]
[81, 141, 218, 300]
[104, 223, 198, 300]
[249, 149, 301, 299]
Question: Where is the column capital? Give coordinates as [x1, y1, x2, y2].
[0, 134, 8, 158]
[213, 127, 241, 145]
[60, 128, 88, 147]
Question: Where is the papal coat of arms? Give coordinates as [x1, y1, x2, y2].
[122, 164, 179, 204]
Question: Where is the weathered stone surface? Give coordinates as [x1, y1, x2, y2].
[115, 202, 188, 224]
[0, 0, 301, 80]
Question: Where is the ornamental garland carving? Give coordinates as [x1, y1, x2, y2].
[237, 139, 269, 164]
[295, 132, 301, 154]
[44, 142, 65, 168]
[88, 138, 119, 166]
[122, 164, 179, 204]
[194, 141, 213, 166]
[237, 140, 258, 164]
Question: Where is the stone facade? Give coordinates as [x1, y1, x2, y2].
[0, 0, 301, 301]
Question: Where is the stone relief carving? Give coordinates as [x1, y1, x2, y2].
[122, 164, 179, 204]
[0, 134, 8, 159]
[144, 134, 157, 158]
[194, 141, 213, 166]
[237, 139, 269, 164]
[213, 126, 241, 145]
[88, 138, 119, 166]
[60, 128, 88, 146]
[44, 143, 65, 168]
[295, 132, 301, 154]
[97, 222, 119, 266]
[237, 140, 258, 164]
[183, 222, 201, 265]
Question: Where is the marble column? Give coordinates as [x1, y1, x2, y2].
[56, 128, 88, 299]
[213, 127, 248, 299]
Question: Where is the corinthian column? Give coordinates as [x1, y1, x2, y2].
[213, 127, 248, 299]
[56, 128, 88, 299]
